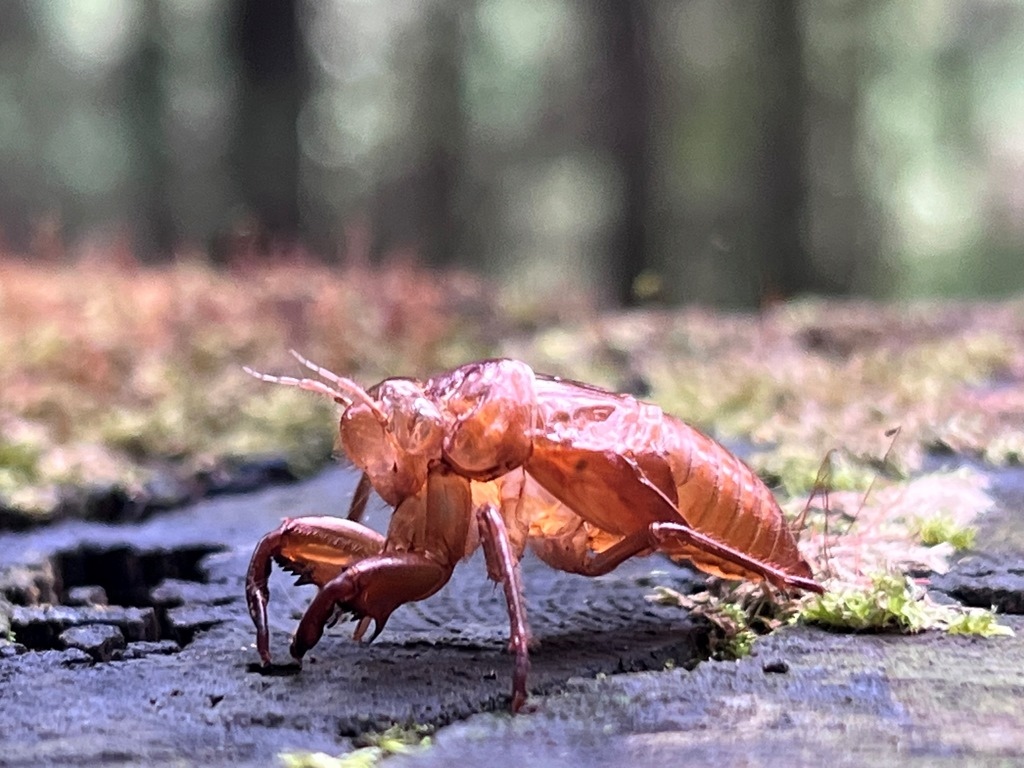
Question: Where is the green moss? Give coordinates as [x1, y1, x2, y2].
[647, 366, 786, 440]
[649, 583, 784, 660]
[946, 610, 1015, 637]
[0, 431, 49, 514]
[360, 724, 433, 754]
[0, 438, 43, 480]
[215, 385, 337, 477]
[278, 725, 433, 768]
[915, 514, 977, 550]
[710, 602, 757, 660]
[750, 446, 880, 498]
[800, 573, 933, 632]
[799, 572, 1013, 637]
[279, 751, 380, 768]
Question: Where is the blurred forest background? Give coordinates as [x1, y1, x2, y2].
[0, 0, 1022, 307]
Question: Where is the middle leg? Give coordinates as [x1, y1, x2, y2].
[476, 503, 531, 712]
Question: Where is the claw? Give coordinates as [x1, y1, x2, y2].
[351, 615, 394, 643]
[366, 618, 387, 644]
[326, 605, 345, 629]
[290, 576, 357, 661]
[246, 528, 280, 666]
[245, 516, 386, 666]
[289, 552, 452, 660]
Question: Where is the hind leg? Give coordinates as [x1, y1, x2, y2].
[530, 521, 822, 593]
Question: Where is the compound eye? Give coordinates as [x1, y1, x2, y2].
[410, 410, 437, 445]
[387, 396, 443, 456]
[414, 400, 444, 449]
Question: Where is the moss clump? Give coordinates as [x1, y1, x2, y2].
[0, 430, 46, 510]
[707, 602, 757, 660]
[357, 724, 433, 753]
[799, 572, 1013, 637]
[0, 437, 43, 481]
[799, 573, 933, 632]
[751, 446, 882, 499]
[649, 582, 791, 660]
[279, 752, 370, 768]
[946, 610, 1015, 637]
[279, 725, 433, 768]
[279, 751, 377, 768]
[915, 514, 977, 551]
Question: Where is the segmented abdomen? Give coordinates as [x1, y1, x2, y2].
[661, 417, 813, 583]
[529, 375, 814, 586]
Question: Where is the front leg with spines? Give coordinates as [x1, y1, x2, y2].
[289, 553, 454, 660]
[246, 516, 386, 665]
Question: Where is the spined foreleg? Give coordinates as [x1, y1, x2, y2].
[246, 516, 385, 665]
[289, 552, 454, 660]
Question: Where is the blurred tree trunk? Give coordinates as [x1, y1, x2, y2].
[586, 0, 655, 307]
[751, 0, 816, 300]
[374, 0, 467, 267]
[123, 1, 171, 257]
[412, 1, 466, 267]
[803, 1, 879, 295]
[405, 1, 466, 268]
[230, 0, 306, 245]
[0, 1, 46, 253]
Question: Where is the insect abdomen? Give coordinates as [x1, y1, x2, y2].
[665, 419, 813, 582]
